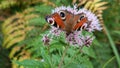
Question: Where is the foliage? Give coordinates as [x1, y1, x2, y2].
[0, 0, 120, 68]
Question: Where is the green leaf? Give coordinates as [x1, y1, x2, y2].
[66, 47, 78, 57]
[82, 46, 96, 58]
[65, 63, 82, 68]
[29, 17, 46, 26]
[65, 63, 93, 68]
[50, 42, 64, 53]
[40, 47, 51, 67]
[112, 30, 120, 35]
[13, 59, 44, 68]
[35, 5, 53, 14]
[51, 54, 61, 67]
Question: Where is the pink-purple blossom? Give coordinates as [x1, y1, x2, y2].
[50, 27, 62, 36]
[42, 35, 50, 45]
[66, 31, 94, 47]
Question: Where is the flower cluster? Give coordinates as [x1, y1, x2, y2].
[42, 35, 51, 45]
[42, 27, 62, 45]
[66, 31, 94, 47]
[42, 5, 102, 47]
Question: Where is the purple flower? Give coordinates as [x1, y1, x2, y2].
[42, 27, 62, 46]
[66, 33, 76, 45]
[66, 31, 95, 47]
[66, 31, 84, 46]
[84, 36, 95, 47]
[42, 29, 95, 47]
[42, 35, 50, 45]
[50, 27, 62, 36]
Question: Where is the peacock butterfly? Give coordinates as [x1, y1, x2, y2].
[45, 6, 101, 34]
[43, 5, 102, 46]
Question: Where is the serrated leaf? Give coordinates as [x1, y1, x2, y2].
[50, 42, 64, 53]
[82, 46, 96, 58]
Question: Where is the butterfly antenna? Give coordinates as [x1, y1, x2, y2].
[72, 3, 78, 15]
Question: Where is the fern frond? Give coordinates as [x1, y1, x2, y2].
[2, 8, 38, 68]
[0, 0, 16, 9]
[11, 46, 31, 68]
[2, 8, 38, 48]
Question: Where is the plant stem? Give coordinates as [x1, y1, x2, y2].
[58, 46, 69, 68]
[102, 56, 115, 68]
[103, 25, 120, 67]
[47, 45, 53, 67]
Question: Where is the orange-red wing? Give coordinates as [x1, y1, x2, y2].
[73, 17, 87, 30]
[52, 13, 65, 29]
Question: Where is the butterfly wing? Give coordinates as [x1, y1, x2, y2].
[73, 13, 88, 31]
[52, 13, 65, 29]
[45, 12, 65, 29]
[73, 17, 87, 30]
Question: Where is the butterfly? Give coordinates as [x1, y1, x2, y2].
[45, 6, 101, 35]
[43, 5, 102, 46]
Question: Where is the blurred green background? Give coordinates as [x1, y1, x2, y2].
[0, 0, 120, 68]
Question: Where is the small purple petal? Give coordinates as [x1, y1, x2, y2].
[66, 31, 84, 46]
[84, 36, 95, 47]
[42, 35, 50, 45]
[50, 27, 62, 36]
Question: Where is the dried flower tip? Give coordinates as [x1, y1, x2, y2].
[84, 36, 95, 47]
[42, 35, 50, 45]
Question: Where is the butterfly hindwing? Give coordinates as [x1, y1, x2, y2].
[73, 13, 88, 30]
